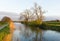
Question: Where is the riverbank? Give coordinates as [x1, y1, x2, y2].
[21, 21, 60, 32]
[44, 22, 60, 32]
[0, 22, 10, 41]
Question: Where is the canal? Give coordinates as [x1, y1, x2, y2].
[12, 22, 60, 41]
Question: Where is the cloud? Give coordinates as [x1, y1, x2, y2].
[0, 12, 19, 21]
[0, 11, 19, 16]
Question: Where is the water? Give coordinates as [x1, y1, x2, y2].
[12, 23, 60, 41]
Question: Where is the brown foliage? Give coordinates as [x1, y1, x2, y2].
[1, 16, 12, 23]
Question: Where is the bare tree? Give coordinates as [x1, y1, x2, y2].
[20, 9, 35, 22]
[20, 3, 45, 24]
[33, 3, 45, 24]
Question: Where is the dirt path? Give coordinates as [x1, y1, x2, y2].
[3, 34, 12, 41]
[3, 22, 15, 41]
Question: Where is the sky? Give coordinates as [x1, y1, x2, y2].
[0, 0, 60, 20]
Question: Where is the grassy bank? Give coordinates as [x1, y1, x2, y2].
[21, 21, 41, 27]
[21, 21, 60, 32]
[0, 22, 7, 26]
[44, 22, 60, 32]
[0, 22, 10, 41]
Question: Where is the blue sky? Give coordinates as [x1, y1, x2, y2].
[0, 0, 60, 16]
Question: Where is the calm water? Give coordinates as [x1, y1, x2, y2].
[12, 23, 60, 41]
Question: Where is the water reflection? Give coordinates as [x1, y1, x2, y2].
[43, 30, 60, 41]
[12, 23, 60, 41]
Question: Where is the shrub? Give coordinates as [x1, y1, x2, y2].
[0, 25, 10, 41]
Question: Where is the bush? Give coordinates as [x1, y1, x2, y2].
[39, 23, 47, 30]
[0, 24, 10, 41]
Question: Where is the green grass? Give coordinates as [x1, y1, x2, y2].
[21, 21, 60, 32]
[0, 22, 8, 26]
[0, 22, 10, 41]
[43, 22, 60, 32]
[45, 22, 60, 25]
[21, 21, 41, 27]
